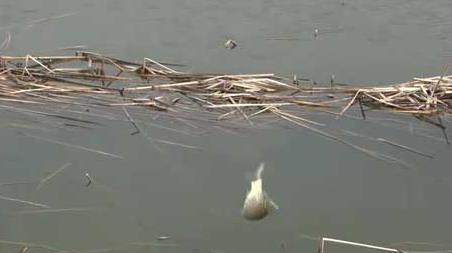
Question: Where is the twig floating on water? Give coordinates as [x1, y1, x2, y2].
[0, 180, 37, 187]
[35, 162, 72, 192]
[156, 236, 171, 241]
[0, 240, 61, 252]
[58, 45, 88, 51]
[0, 194, 50, 208]
[387, 241, 451, 249]
[149, 137, 203, 150]
[0, 104, 102, 126]
[25, 12, 77, 29]
[20, 132, 124, 159]
[272, 108, 413, 169]
[298, 233, 321, 241]
[437, 116, 450, 146]
[122, 106, 140, 135]
[358, 97, 366, 120]
[224, 39, 238, 49]
[13, 207, 101, 215]
[128, 241, 180, 248]
[376, 138, 434, 158]
[85, 172, 93, 187]
[314, 29, 319, 38]
[0, 31, 11, 51]
[320, 237, 401, 253]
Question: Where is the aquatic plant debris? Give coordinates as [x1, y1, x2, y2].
[0, 51, 451, 167]
[0, 240, 61, 252]
[297, 235, 452, 253]
[35, 162, 72, 192]
[19, 132, 124, 159]
[319, 237, 403, 253]
[12, 207, 101, 215]
[85, 172, 92, 187]
[0, 194, 50, 208]
[156, 236, 171, 240]
[224, 39, 238, 49]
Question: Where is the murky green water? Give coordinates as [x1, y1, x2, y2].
[1, 0, 452, 252]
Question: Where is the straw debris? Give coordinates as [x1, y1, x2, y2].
[1, 51, 451, 166]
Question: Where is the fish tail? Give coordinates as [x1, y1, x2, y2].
[269, 199, 279, 210]
[264, 191, 279, 211]
[256, 162, 265, 179]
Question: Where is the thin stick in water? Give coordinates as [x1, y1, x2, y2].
[20, 132, 124, 159]
[13, 207, 101, 215]
[438, 116, 450, 146]
[0, 194, 50, 208]
[377, 138, 434, 158]
[153, 138, 203, 150]
[0, 31, 11, 51]
[358, 97, 366, 120]
[128, 241, 180, 248]
[0, 180, 37, 187]
[0, 240, 60, 252]
[35, 162, 72, 192]
[122, 107, 140, 135]
[58, 45, 88, 51]
[319, 237, 402, 253]
[272, 108, 413, 169]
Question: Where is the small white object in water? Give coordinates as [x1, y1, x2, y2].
[314, 29, 319, 38]
[157, 236, 171, 240]
[85, 172, 92, 187]
[224, 39, 238, 49]
[293, 74, 299, 86]
[241, 163, 278, 221]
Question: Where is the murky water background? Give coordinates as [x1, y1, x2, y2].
[1, 0, 452, 252]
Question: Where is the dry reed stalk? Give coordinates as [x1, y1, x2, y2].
[122, 106, 140, 135]
[0, 32, 11, 51]
[13, 207, 101, 215]
[1, 51, 452, 165]
[0, 239, 61, 252]
[21, 133, 124, 159]
[319, 237, 402, 253]
[0, 180, 37, 187]
[0, 194, 50, 208]
[35, 162, 72, 192]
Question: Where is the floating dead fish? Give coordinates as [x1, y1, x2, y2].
[224, 39, 238, 50]
[241, 163, 278, 221]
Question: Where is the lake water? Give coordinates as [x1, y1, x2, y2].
[1, 0, 452, 252]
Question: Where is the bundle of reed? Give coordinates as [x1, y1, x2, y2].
[340, 75, 452, 115]
[1, 52, 451, 119]
[0, 51, 450, 166]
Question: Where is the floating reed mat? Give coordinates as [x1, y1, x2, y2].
[0, 51, 450, 165]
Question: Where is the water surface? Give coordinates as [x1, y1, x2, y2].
[0, 1, 452, 252]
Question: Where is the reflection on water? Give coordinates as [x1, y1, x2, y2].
[1, 0, 452, 252]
